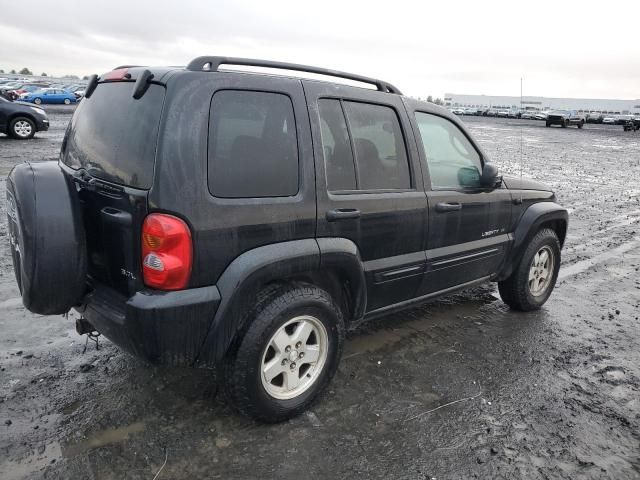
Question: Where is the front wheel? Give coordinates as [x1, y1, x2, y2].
[34, 98, 42, 105]
[545, 122, 550, 127]
[63, 98, 71, 105]
[9, 117, 35, 139]
[577, 121, 584, 129]
[223, 284, 345, 422]
[498, 228, 561, 311]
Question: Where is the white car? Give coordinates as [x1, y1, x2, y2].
[496, 110, 509, 117]
[603, 116, 617, 125]
[450, 107, 465, 115]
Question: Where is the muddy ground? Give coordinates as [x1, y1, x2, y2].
[0, 107, 639, 479]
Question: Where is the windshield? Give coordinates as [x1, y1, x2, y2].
[62, 81, 165, 189]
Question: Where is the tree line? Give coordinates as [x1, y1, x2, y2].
[0, 67, 89, 80]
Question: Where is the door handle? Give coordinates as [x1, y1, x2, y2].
[326, 208, 361, 221]
[435, 202, 462, 212]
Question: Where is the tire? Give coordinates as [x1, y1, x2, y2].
[577, 121, 583, 129]
[9, 117, 36, 140]
[6, 161, 87, 315]
[545, 122, 550, 127]
[562, 120, 567, 128]
[223, 284, 345, 422]
[64, 98, 71, 105]
[34, 98, 42, 105]
[498, 228, 561, 312]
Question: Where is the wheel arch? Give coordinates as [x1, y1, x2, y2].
[498, 202, 568, 281]
[8, 112, 37, 128]
[194, 238, 367, 367]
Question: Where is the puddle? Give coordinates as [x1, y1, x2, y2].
[62, 421, 146, 457]
[0, 441, 62, 480]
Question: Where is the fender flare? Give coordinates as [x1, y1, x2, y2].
[499, 202, 568, 281]
[194, 238, 367, 366]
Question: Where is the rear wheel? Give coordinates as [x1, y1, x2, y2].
[577, 120, 584, 129]
[545, 122, 550, 127]
[498, 228, 561, 311]
[223, 284, 344, 422]
[34, 98, 42, 105]
[9, 117, 35, 140]
[64, 98, 71, 105]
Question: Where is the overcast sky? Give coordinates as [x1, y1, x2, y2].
[1, 1, 638, 99]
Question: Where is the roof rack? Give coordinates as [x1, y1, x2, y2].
[186, 56, 402, 95]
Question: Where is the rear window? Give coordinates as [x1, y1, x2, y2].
[62, 82, 165, 189]
[207, 90, 299, 198]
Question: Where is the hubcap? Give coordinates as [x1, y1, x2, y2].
[261, 315, 328, 400]
[14, 121, 32, 138]
[528, 246, 554, 297]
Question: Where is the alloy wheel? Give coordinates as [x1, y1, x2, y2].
[260, 315, 328, 400]
[528, 246, 554, 297]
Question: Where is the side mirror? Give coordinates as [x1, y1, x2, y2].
[480, 163, 502, 188]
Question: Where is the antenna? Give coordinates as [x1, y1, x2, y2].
[520, 77, 524, 202]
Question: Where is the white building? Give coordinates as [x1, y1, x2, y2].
[444, 93, 640, 114]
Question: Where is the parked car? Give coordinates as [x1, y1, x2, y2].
[586, 112, 603, 124]
[507, 109, 521, 118]
[485, 108, 497, 117]
[7, 57, 568, 422]
[450, 107, 465, 115]
[521, 111, 536, 120]
[546, 110, 585, 128]
[496, 109, 509, 117]
[20, 88, 78, 105]
[623, 118, 640, 131]
[10, 83, 51, 96]
[615, 114, 634, 126]
[0, 96, 49, 139]
[602, 115, 617, 125]
[535, 111, 550, 121]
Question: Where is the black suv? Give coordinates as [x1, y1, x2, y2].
[7, 57, 568, 422]
[546, 110, 586, 128]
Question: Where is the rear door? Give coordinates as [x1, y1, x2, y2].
[407, 107, 512, 294]
[304, 81, 427, 312]
[60, 74, 166, 296]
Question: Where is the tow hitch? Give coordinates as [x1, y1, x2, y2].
[76, 316, 101, 353]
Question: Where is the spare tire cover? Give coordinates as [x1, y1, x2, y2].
[6, 161, 87, 315]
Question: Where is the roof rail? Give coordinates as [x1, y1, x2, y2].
[186, 56, 402, 95]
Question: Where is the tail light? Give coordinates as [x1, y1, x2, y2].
[141, 214, 192, 290]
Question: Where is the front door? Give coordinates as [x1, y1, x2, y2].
[408, 108, 512, 294]
[304, 81, 428, 312]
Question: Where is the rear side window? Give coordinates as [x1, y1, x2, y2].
[208, 90, 299, 198]
[318, 99, 411, 192]
[62, 82, 165, 189]
[344, 101, 410, 190]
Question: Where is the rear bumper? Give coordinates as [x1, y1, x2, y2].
[75, 282, 220, 366]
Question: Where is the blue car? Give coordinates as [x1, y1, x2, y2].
[20, 88, 78, 105]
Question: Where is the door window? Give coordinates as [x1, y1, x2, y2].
[208, 90, 299, 198]
[318, 99, 411, 192]
[414, 112, 482, 189]
[344, 101, 411, 190]
[318, 99, 357, 191]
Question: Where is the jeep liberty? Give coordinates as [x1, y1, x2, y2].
[7, 57, 568, 422]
